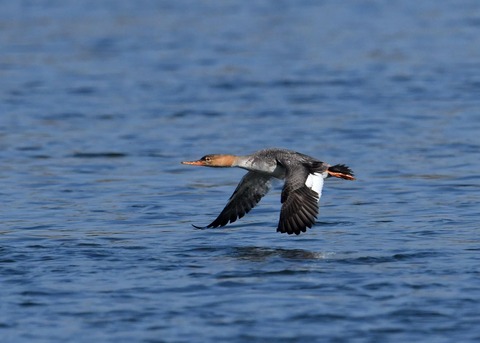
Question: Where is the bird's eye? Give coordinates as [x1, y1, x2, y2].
[205, 156, 211, 162]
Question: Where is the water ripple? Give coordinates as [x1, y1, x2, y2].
[1, 1, 480, 342]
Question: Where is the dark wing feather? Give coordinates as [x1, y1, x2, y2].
[277, 165, 319, 235]
[205, 171, 272, 228]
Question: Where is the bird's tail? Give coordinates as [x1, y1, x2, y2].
[327, 164, 355, 180]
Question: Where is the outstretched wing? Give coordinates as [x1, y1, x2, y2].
[277, 165, 322, 235]
[201, 171, 272, 228]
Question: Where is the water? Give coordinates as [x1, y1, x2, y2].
[1, 1, 480, 342]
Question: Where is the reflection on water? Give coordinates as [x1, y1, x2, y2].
[231, 246, 334, 262]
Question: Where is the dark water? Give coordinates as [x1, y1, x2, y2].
[1, 1, 480, 342]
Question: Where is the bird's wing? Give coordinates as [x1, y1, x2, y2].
[203, 171, 272, 228]
[277, 165, 322, 235]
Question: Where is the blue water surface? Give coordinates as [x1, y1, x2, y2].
[1, 1, 480, 342]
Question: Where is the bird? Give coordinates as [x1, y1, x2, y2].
[182, 148, 355, 235]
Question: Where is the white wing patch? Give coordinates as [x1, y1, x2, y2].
[305, 172, 327, 202]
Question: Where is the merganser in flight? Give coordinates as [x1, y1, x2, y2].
[182, 148, 355, 235]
